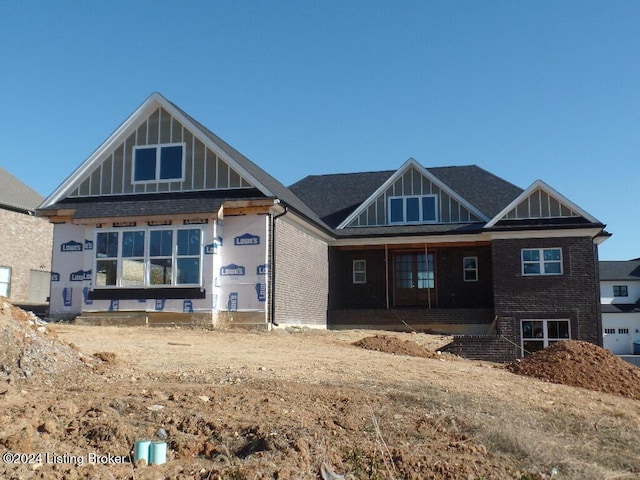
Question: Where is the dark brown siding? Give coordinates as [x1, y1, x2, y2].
[329, 245, 494, 310]
[435, 246, 493, 308]
[329, 248, 387, 309]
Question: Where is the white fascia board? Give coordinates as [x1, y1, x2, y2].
[487, 227, 605, 240]
[336, 158, 489, 229]
[485, 179, 601, 228]
[331, 232, 488, 247]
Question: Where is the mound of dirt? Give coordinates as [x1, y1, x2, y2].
[353, 334, 447, 359]
[0, 298, 95, 383]
[506, 340, 640, 400]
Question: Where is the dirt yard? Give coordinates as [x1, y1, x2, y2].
[1, 301, 640, 479]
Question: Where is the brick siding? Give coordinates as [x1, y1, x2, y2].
[492, 236, 602, 347]
[0, 208, 53, 303]
[273, 216, 328, 326]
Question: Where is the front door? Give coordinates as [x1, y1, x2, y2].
[393, 252, 436, 306]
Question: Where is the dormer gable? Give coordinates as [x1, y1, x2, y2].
[337, 158, 488, 229]
[41, 93, 261, 208]
[485, 179, 601, 228]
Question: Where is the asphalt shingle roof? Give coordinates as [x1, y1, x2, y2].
[599, 260, 640, 281]
[289, 165, 524, 229]
[0, 166, 44, 213]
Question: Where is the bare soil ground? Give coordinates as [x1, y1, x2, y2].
[1, 300, 640, 479]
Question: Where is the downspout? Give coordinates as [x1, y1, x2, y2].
[385, 244, 389, 310]
[269, 204, 288, 327]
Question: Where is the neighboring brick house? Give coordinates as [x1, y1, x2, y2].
[600, 260, 640, 355]
[37, 93, 608, 360]
[0, 167, 53, 308]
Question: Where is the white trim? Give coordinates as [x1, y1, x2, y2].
[463, 256, 478, 282]
[521, 247, 563, 276]
[520, 318, 571, 357]
[336, 158, 489, 229]
[94, 224, 205, 288]
[388, 194, 438, 224]
[485, 179, 601, 228]
[132, 142, 186, 184]
[332, 233, 489, 247]
[487, 227, 604, 240]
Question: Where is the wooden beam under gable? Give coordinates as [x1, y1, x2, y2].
[219, 199, 275, 217]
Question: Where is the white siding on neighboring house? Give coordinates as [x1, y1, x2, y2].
[600, 279, 640, 355]
[600, 280, 640, 305]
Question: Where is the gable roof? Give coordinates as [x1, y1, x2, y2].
[289, 170, 395, 228]
[38, 93, 322, 226]
[599, 260, 640, 281]
[289, 162, 523, 229]
[0, 166, 44, 213]
[485, 179, 602, 228]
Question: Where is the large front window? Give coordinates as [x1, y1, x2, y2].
[521, 319, 570, 356]
[95, 227, 202, 287]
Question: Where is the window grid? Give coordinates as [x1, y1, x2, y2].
[388, 195, 438, 224]
[352, 260, 366, 284]
[521, 319, 570, 356]
[133, 143, 186, 184]
[521, 248, 562, 276]
[463, 257, 478, 282]
[95, 227, 203, 288]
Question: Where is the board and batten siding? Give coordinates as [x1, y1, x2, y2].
[347, 166, 482, 227]
[69, 107, 252, 197]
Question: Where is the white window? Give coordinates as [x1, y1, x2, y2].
[521, 319, 570, 356]
[95, 227, 203, 288]
[133, 143, 185, 183]
[353, 260, 366, 284]
[521, 248, 562, 275]
[463, 257, 478, 282]
[388, 195, 438, 224]
[0, 266, 11, 297]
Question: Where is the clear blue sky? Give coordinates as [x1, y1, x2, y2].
[1, 1, 637, 260]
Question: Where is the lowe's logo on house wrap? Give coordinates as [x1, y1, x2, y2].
[61, 240, 83, 252]
[227, 292, 238, 311]
[82, 287, 93, 305]
[70, 270, 92, 282]
[84, 239, 94, 250]
[183, 300, 193, 313]
[220, 264, 245, 276]
[256, 263, 269, 275]
[51, 272, 60, 282]
[62, 287, 73, 307]
[234, 233, 260, 246]
[204, 242, 216, 255]
[255, 283, 266, 302]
